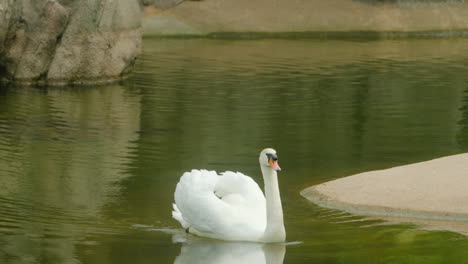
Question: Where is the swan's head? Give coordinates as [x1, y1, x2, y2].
[259, 148, 281, 172]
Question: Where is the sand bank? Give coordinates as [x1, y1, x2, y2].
[302, 153, 468, 223]
[142, 0, 468, 37]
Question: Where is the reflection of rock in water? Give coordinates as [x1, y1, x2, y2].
[174, 238, 285, 264]
[0, 84, 141, 263]
[354, 0, 467, 8]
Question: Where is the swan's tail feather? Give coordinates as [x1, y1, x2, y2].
[172, 203, 189, 229]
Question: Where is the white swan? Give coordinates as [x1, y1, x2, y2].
[172, 148, 285, 242]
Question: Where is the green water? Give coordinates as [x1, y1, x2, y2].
[2, 38, 468, 263]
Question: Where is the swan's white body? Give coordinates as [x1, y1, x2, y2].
[172, 148, 285, 242]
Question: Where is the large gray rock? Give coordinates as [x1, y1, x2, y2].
[0, 0, 142, 85]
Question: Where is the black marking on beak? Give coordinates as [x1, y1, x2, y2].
[266, 153, 278, 161]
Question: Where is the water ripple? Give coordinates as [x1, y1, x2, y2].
[2, 38, 468, 263]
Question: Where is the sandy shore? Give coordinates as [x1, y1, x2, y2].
[142, 0, 468, 37]
[301, 153, 468, 224]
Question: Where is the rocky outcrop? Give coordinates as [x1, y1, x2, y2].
[0, 0, 141, 85]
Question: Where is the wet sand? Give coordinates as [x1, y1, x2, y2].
[302, 154, 468, 226]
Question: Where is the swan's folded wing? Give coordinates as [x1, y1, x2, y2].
[216, 171, 266, 231]
[216, 171, 265, 206]
[174, 170, 229, 234]
[174, 170, 266, 240]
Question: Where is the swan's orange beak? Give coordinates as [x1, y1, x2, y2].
[269, 157, 281, 172]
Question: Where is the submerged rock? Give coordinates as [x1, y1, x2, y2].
[0, 0, 142, 85]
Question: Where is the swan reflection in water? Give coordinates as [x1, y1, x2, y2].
[172, 233, 286, 264]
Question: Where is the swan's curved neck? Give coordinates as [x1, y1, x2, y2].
[260, 165, 285, 242]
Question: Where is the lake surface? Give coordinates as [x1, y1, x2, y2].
[2, 38, 468, 263]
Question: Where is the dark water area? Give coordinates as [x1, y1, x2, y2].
[2, 38, 468, 263]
